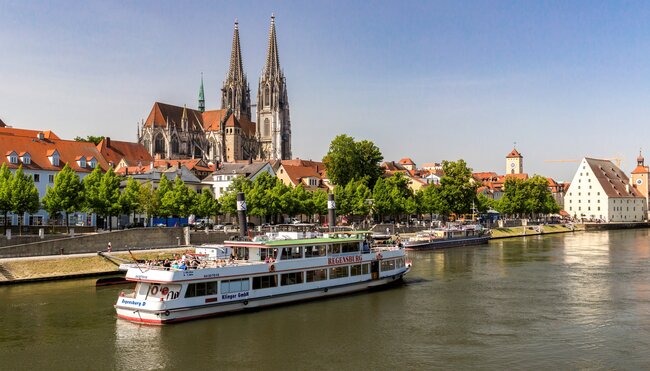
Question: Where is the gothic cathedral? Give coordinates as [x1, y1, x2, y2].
[137, 16, 291, 163]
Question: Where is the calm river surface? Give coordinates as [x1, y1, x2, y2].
[3, 229, 650, 370]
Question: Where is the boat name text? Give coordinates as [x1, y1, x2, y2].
[328, 256, 362, 265]
[222, 292, 249, 300]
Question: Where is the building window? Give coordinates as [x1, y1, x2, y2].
[89, 159, 97, 169]
[22, 154, 31, 164]
[33, 174, 40, 182]
[9, 155, 18, 164]
[48, 175, 55, 183]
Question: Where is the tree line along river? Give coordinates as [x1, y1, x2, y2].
[2, 229, 650, 369]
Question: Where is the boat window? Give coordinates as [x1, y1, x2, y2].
[253, 274, 278, 289]
[304, 245, 326, 258]
[395, 258, 405, 269]
[306, 269, 327, 282]
[281, 246, 303, 260]
[381, 259, 396, 272]
[362, 263, 369, 275]
[281, 272, 304, 286]
[221, 278, 250, 293]
[185, 281, 218, 298]
[328, 244, 342, 255]
[260, 248, 276, 261]
[341, 242, 359, 254]
[350, 264, 362, 276]
[329, 266, 349, 279]
[234, 247, 249, 260]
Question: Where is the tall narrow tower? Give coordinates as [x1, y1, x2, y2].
[198, 73, 205, 113]
[631, 150, 650, 216]
[221, 20, 251, 120]
[257, 14, 291, 160]
[505, 147, 523, 174]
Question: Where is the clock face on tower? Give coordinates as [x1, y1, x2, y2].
[510, 162, 515, 168]
[636, 178, 643, 185]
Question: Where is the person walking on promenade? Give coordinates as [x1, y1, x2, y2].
[107, 242, 112, 253]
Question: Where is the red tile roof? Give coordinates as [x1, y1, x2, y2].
[631, 165, 649, 175]
[506, 148, 522, 158]
[0, 127, 60, 140]
[143, 102, 256, 136]
[97, 137, 152, 167]
[585, 158, 643, 198]
[0, 136, 109, 172]
[398, 158, 415, 165]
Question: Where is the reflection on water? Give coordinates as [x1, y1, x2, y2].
[114, 321, 167, 370]
[3, 230, 650, 369]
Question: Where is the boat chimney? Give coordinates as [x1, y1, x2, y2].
[328, 193, 336, 232]
[237, 192, 248, 239]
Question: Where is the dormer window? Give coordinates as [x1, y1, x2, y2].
[47, 149, 60, 166]
[6, 151, 18, 164]
[76, 156, 86, 168]
[88, 157, 97, 169]
[21, 152, 31, 165]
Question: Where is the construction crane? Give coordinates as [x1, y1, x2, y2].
[545, 158, 624, 168]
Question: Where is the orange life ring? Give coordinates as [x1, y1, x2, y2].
[269, 264, 276, 272]
[376, 253, 382, 260]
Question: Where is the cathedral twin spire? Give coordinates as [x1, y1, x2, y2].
[262, 15, 282, 81]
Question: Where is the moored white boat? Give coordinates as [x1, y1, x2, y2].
[115, 230, 411, 324]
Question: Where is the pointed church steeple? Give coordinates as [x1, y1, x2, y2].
[221, 19, 251, 119]
[256, 14, 292, 161]
[198, 73, 205, 113]
[262, 14, 282, 81]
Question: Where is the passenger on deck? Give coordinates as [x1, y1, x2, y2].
[171, 261, 179, 269]
[179, 261, 187, 270]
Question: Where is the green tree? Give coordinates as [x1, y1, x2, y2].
[83, 167, 121, 230]
[312, 190, 328, 222]
[247, 172, 278, 222]
[74, 135, 105, 145]
[156, 174, 174, 219]
[218, 176, 252, 216]
[194, 188, 220, 220]
[119, 177, 142, 221]
[291, 184, 312, 221]
[0, 164, 13, 229]
[11, 166, 40, 235]
[323, 134, 384, 187]
[139, 180, 160, 224]
[43, 164, 84, 232]
[162, 177, 196, 218]
[275, 181, 296, 221]
[436, 160, 478, 220]
[476, 193, 495, 213]
[495, 177, 526, 217]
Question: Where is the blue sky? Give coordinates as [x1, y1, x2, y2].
[1, 1, 650, 181]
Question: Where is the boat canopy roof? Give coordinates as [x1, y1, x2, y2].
[226, 231, 371, 248]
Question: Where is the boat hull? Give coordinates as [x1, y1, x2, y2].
[404, 236, 490, 250]
[116, 273, 408, 325]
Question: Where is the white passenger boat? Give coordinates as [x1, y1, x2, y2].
[115, 230, 412, 324]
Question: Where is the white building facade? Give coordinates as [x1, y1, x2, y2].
[565, 158, 646, 222]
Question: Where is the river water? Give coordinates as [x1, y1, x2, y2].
[2, 229, 650, 370]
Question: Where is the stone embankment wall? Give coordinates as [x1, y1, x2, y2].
[0, 228, 236, 258]
[583, 222, 650, 231]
